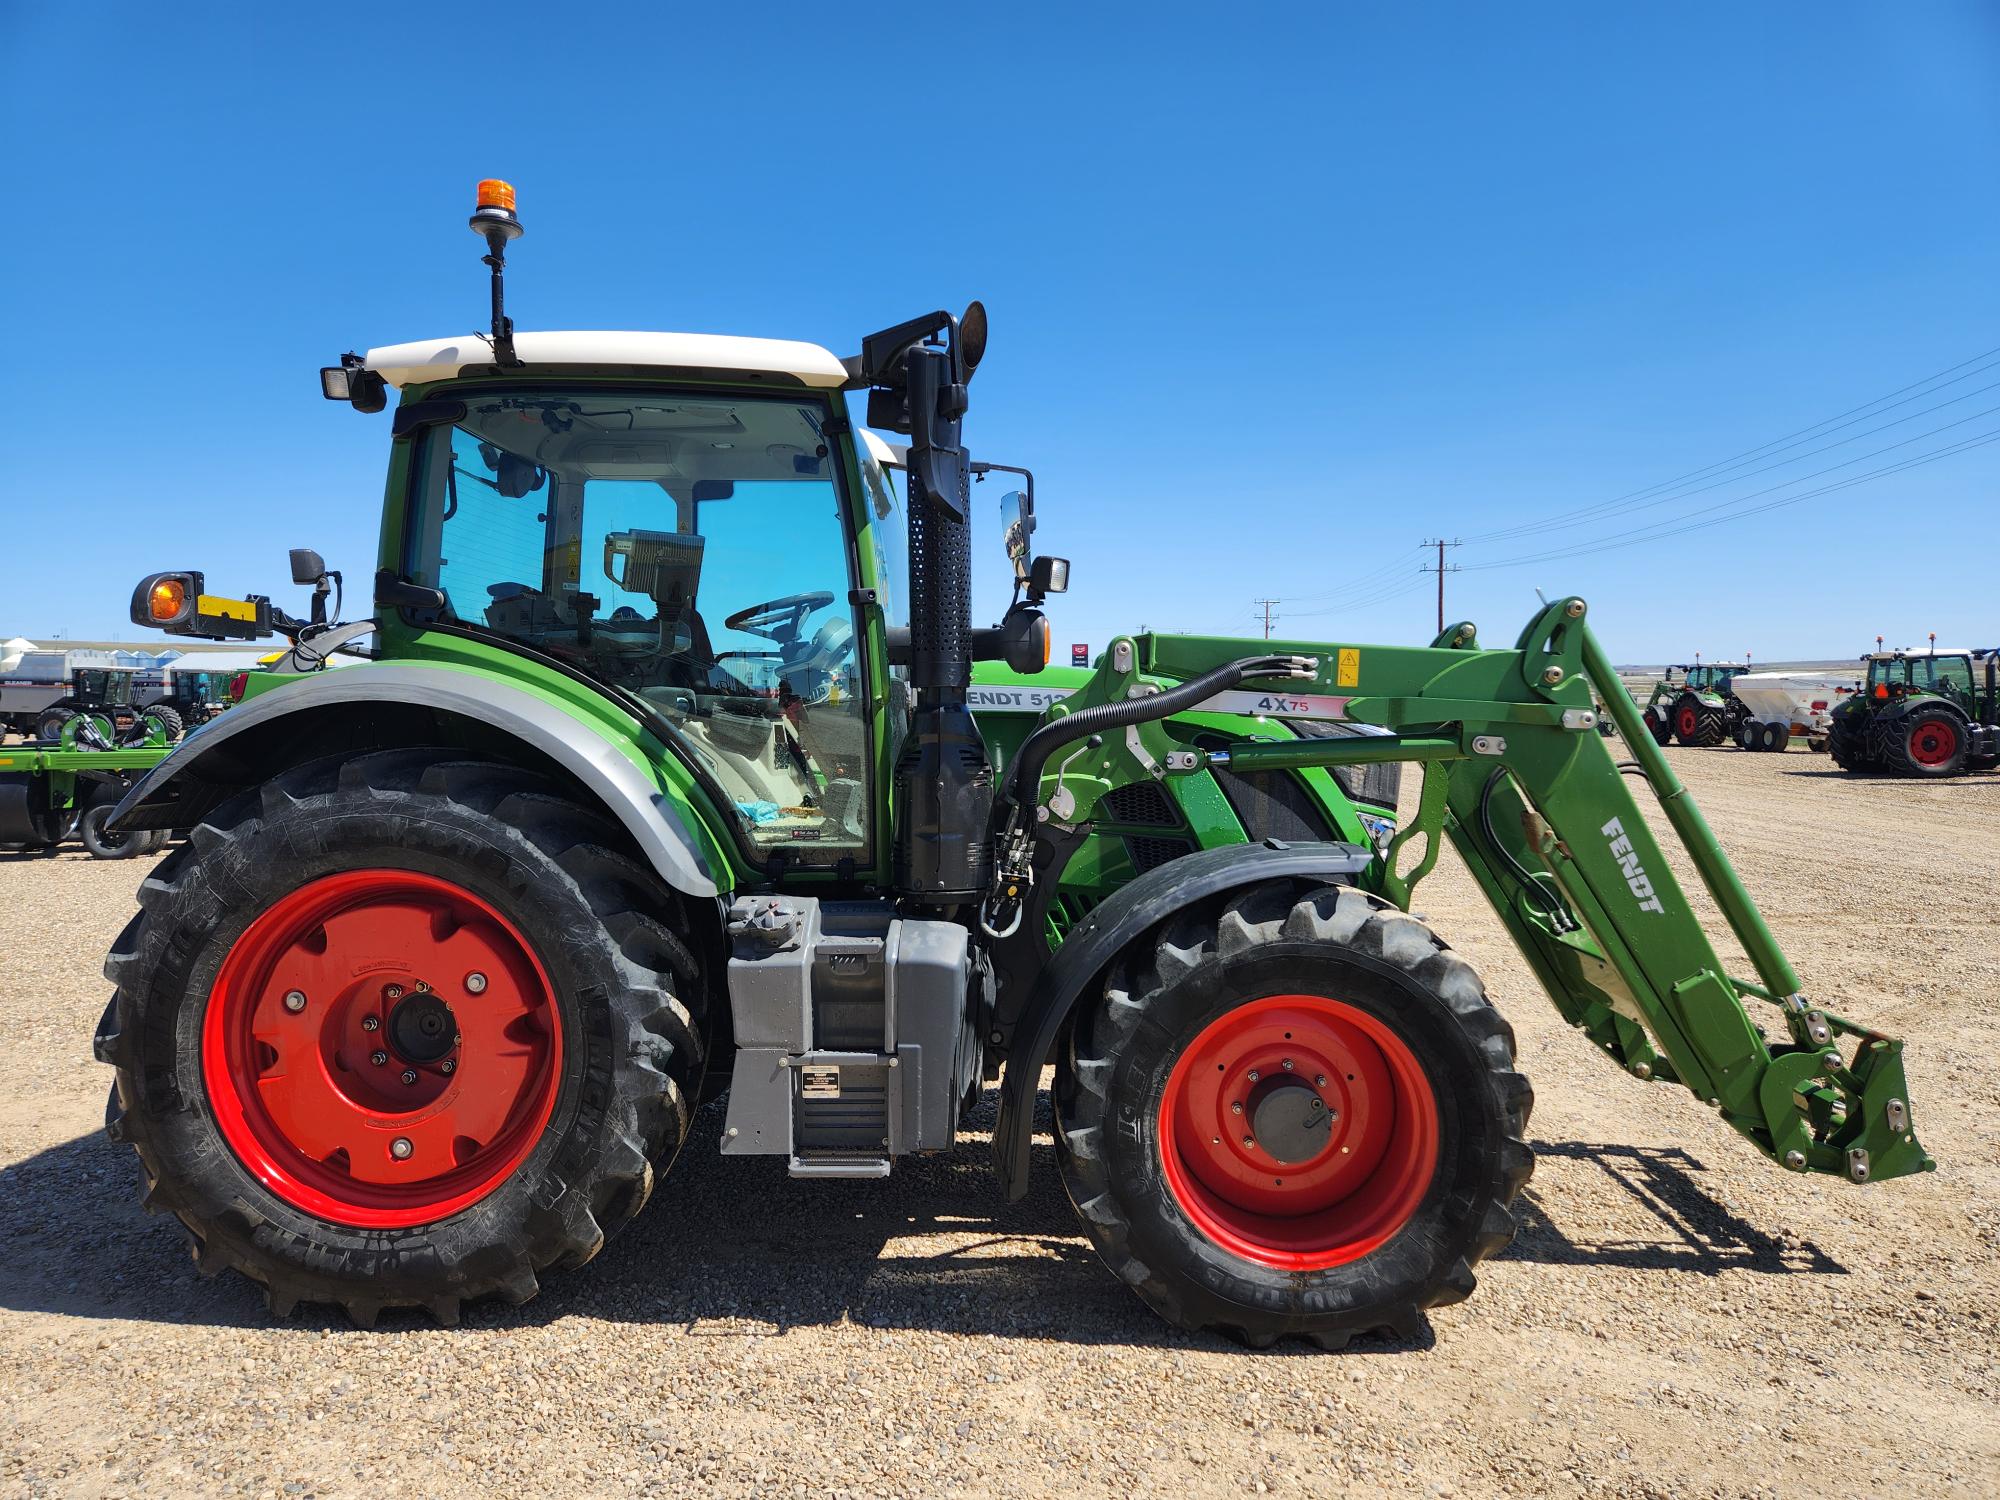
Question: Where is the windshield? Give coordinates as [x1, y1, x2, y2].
[1866, 655, 1975, 698]
[404, 387, 871, 866]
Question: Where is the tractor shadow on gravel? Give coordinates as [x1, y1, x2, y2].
[1505, 1140, 1844, 1276]
[0, 1092, 1435, 1354]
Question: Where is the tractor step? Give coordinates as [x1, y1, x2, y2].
[786, 1153, 893, 1179]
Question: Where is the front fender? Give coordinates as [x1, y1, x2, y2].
[108, 663, 720, 899]
[990, 837, 1371, 1199]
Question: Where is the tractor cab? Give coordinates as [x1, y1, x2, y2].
[1678, 661, 1745, 695]
[1862, 647, 1979, 705]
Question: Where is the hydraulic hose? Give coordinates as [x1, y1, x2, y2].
[981, 652, 1316, 938]
[1001, 653, 1313, 814]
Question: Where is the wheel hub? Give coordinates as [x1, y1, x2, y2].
[1158, 994, 1440, 1271]
[201, 869, 562, 1229]
[1246, 1076, 1333, 1164]
[388, 989, 459, 1064]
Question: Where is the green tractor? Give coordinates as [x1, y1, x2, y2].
[1639, 660, 1749, 748]
[1828, 643, 1999, 777]
[96, 184, 1930, 1346]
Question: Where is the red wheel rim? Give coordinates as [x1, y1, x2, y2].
[1158, 995, 1439, 1271]
[1676, 705, 1700, 737]
[1909, 720, 1958, 766]
[202, 870, 562, 1228]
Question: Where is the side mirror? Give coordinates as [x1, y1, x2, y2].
[290, 549, 327, 586]
[1029, 555, 1070, 596]
[1000, 490, 1035, 583]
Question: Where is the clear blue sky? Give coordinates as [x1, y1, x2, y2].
[4, 4, 1995, 663]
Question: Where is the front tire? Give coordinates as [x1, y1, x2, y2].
[95, 749, 707, 1325]
[1055, 882, 1532, 1348]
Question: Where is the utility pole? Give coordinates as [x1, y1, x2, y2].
[1418, 539, 1462, 635]
[1253, 598, 1281, 640]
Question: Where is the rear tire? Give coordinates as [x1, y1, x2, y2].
[35, 706, 73, 742]
[1672, 695, 1726, 747]
[1644, 709, 1673, 747]
[1767, 723, 1791, 752]
[95, 748, 707, 1325]
[1884, 707, 1968, 777]
[1055, 882, 1532, 1348]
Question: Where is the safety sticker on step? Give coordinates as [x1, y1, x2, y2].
[1193, 689, 1353, 720]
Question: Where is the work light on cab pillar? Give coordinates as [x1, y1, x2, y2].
[471, 178, 525, 367]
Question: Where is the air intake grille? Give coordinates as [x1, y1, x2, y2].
[1097, 781, 1180, 827]
[1125, 835, 1196, 874]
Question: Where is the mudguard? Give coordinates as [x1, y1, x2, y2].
[106, 663, 719, 899]
[990, 837, 1372, 1199]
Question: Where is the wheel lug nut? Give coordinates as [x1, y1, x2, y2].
[400, 1069, 418, 1086]
[465, 971, 488, 995]
[282, 990, 307, 1013]
[440, 1058, 456, 1075]
[384, 984, 404, 1002]
[390, 1138, 413, 1160]
[1315, 1074, 1327, 1087]
[1247, 1070, 1260, 1082]
[1281, 1058, 1294, 1071]
[369, 1050, 388, 1067]
[1230, 1101, 1243, 1115]
[414, 980, 431, 994]
[1241, 1135, 1256, 1149]
[361, 1015, 380, 1032]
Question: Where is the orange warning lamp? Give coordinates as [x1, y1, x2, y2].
[470, 178, 523, 242]
[148, 577, 188, 623]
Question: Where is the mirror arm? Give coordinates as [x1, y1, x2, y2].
[969, 461, 1033, 511]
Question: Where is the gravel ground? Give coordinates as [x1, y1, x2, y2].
[1, 743, 1996, 1498]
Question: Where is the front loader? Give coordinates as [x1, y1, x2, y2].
[96, 183, 1930, 1348]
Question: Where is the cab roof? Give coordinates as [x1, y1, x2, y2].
[362, 331, 852, 390]
[1864, 648, 1978, 660]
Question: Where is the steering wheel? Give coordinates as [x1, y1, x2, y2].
[724, 590, 836, 645]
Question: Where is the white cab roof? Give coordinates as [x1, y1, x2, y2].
[363, 331, 851, 390]
[1865, 649, 1974, 660]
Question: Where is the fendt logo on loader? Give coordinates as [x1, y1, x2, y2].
[1600, 817, 1667, 914]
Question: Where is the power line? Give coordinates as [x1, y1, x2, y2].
[1462, 424, 2000, 571]
[1462, 341, 2000, 545]
[1468, 371, 2000, 547]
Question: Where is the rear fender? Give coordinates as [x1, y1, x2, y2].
[107, 664, 720, 900]
[990, 838, 1372, 1199]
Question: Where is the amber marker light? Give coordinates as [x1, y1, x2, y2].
[476, 179, 515, 212]
[149, 578, 187, 622]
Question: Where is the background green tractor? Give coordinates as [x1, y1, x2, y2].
[1828, 644, 2000, 777]
[1639, 660, 1749, 747]
[37, 666, 182, 748]
[95, 184, 1928, 1347]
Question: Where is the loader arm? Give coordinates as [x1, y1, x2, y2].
[1050, 597, 1932, 1186]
